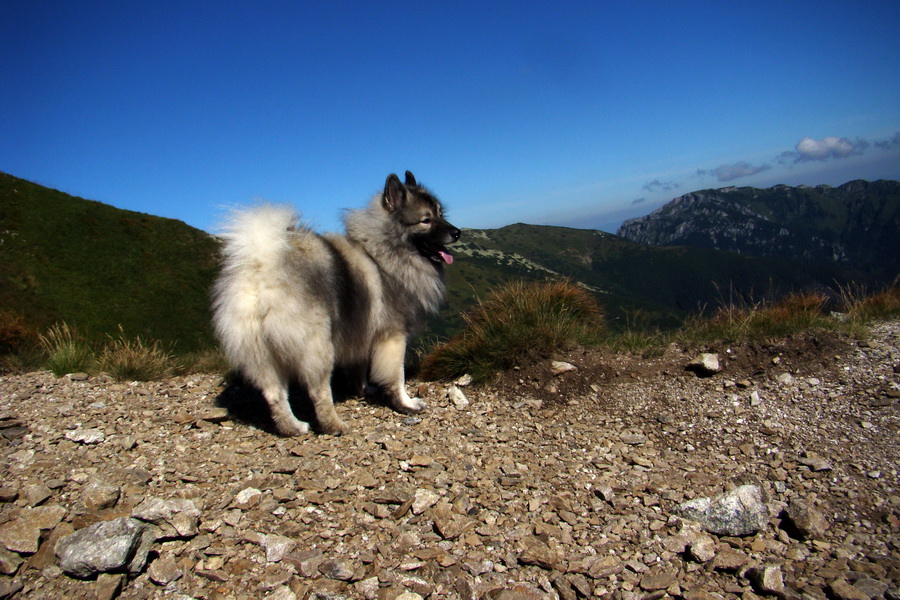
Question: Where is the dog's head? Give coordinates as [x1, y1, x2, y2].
[382, 171, 461, 266]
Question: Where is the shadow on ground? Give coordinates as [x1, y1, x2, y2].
[214, 370, 374, 435]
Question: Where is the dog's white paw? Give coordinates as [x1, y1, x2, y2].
[396, 396, 428, 414]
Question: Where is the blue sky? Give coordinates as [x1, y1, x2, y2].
[2, 1, 898, 234]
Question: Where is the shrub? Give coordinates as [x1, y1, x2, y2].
[0, 311, 43, 373]
[419, 279, 605, 382]
[39, 323, 96, 377]
[0, 310, 33, 354]
[98, 326, 179, 381]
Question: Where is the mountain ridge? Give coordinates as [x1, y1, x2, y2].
[617, 179, 900, 280]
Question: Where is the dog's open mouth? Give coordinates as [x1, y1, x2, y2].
[417, 242, 454, 265]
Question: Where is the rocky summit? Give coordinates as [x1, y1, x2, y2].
[1, 321, 899, 600]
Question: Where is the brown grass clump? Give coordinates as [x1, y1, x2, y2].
[98, 326, 180, 381]
[419, 279, 605, 382]
[677, 291, 835, 344]
[843, 282, 900, 322]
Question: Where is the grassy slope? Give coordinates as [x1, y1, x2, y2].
[0, 173, 219, 352]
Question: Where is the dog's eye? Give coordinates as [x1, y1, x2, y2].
[420, 217, 432, 224]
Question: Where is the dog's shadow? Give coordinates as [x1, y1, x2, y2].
[214, 370, 369, 435]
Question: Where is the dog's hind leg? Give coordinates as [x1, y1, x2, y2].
[255, 368, 310, 436]
[370, 334, 427, 414]
[298, 345, 350, 436]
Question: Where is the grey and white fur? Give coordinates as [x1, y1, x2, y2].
[211, 172, 460, 435]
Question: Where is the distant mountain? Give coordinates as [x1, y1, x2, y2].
[0, 173, 877, 353]
[617, 180, 900, 281]
[0, 172, 220, 351]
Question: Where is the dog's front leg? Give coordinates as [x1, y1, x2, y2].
[370, 334, 427, 414]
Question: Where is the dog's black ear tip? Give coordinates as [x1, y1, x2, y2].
[404, 171, 417, 187]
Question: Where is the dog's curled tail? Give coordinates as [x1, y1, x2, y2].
[217, 203, 300, 272]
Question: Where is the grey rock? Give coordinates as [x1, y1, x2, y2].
[687, 353, 721, 376]
[550, 361, 577, 375]
[776, 372, 795, 385]
[284, 548, 325, 577]
[455, 374, 473, 387]
[411, 488, 441, 515]
[265, 586, 298, 600]
[687, 535, 717, 563]
[798, 451, 833, 472]
[448, 385, 470, 409]
[674, 484, 769, 536]
[354, 576, 380, 600]
[56, 517, 155, 578]
[65, 428, 105, 444]
[485, 583, 547, 600]
[620, 432, 648, 445]
[132, 496, 201, 538]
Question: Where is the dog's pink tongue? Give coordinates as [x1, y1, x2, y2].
[439, 250, 453, 265]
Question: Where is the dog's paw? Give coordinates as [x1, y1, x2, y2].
[277, 419, 310, 437]
[319, 417, 351, 436]
[395, 396, 428, 415]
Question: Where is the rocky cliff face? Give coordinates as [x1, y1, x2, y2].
[617, 180, 900, 280]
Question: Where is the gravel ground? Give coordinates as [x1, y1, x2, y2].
[1, 321, 898, 600]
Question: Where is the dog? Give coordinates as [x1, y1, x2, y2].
[211, 171, 460, 435]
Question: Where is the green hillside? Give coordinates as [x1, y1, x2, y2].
[0, 173, 219, 352]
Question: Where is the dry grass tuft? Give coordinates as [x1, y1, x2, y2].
[419, 279, 605, 382]
[98, 326, 180, 381]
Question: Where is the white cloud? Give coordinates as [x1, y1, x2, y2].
[792, 136, 869, 162]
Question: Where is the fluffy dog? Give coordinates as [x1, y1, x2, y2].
[212, 172, 460, 435]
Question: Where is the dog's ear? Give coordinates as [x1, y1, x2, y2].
[383, 174, 406, 212]
[404, 171, 417, 187]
